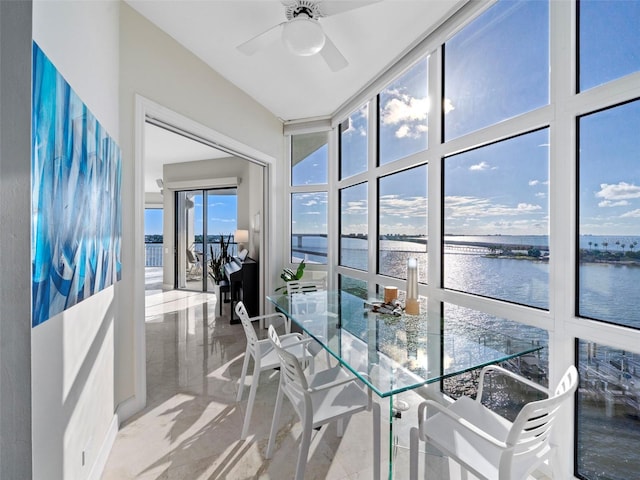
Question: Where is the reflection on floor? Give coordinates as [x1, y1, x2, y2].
[100, 268, 456, 479]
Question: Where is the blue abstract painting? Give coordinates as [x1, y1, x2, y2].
[32, 42, 122, 327]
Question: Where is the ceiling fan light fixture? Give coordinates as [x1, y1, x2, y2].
[282, 15, 325, 56]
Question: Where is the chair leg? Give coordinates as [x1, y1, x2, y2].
[409, 426, 419, 480]
[308, 352, 315, 374]
[295, 414, 314, 480]
[236, 349, 250, 402]
[325, 350, 332, 368]
[266, 380, 284, 459]
[240, 363, 261, 439]
[373, 402, 381, 480]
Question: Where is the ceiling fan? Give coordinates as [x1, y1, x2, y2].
[237, 0, 380, 72]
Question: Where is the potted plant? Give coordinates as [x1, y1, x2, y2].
[208, 234, 232, 285]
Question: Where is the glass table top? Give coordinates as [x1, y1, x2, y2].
[267, 290, 543, 398]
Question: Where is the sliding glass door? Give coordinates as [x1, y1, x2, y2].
[176, 188, 237, 291]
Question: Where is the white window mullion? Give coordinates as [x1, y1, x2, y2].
[549, 2, 578, 477]
[327, 127, 340, 290]
[367, 97, 379, 296]
[427, 46, 444, 299]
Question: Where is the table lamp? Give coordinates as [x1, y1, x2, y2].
[235, 229, 249, 252]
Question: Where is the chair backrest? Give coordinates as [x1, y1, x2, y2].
[236, 302, 260, 354]
[186, 248, 197, 264]
[287, 279, 326, 294]
[288, 280, 328, 316]
[505, 365, 578, 467]
[268, 324, 309, 396]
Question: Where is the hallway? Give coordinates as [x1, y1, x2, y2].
[100, 268, 386, 479]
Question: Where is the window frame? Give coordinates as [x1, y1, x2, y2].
[283, 2, 640, 478]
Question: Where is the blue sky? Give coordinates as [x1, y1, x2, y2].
[148, 0, 639, 240]
[145, 193, 237, 236]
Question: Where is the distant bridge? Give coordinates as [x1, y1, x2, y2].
[291, 234, 549, 256]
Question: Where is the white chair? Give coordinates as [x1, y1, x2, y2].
[266, 324, 381, 480]
[235, 301, 314, 439]
[287, 279, 326, 294]
[287, 279, 333, 366]
[185, 248, 202, 280]
[409, 364, 579, 480]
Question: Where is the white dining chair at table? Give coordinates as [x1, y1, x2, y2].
[266, 324, 381, 480]
[286, 279, 333, 367]
[409, 364, 579, 480]
[235, 301, 315, 440]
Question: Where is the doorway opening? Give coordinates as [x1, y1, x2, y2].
[176, 187, 238, 292]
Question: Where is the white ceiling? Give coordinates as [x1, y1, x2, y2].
[126, 0, 463, 122]
[144, 123, 228, 193]
[135, 0, 463, 194]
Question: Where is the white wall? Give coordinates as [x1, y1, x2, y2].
[31, 1, 120, 479]
[118, 2, 283, 418]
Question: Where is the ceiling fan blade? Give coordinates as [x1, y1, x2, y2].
[319, 33, 348, 72]
[318, 0, 382, 17]
[237, 22, 285, 56]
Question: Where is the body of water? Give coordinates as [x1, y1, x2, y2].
[325, 234, 640, 479]
[297, 234, 640, 329]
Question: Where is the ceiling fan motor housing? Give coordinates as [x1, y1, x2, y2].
[285, 0, 324, 21]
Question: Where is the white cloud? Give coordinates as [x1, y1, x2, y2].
[443, 98, 455, 114]
[528, 180, 539, 186]
[342, 104, 368, 136]
[380, 92, 429, 140]
[469, 161, 490, 171]
[598, 200, 630, 207]
[395, 124, 410, 138]
[596, 182, 640, 200]
[621, 209, 640, 218]
[379, 194, 427, 218]
[381, 96, 429, 125]
[445, 195, 542, 218]
[516, 203, 542, 212]
[344, 200, 367, 214]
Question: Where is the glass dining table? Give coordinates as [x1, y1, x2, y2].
[267, 290, 543, 479]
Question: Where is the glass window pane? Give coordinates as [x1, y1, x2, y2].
[291, 132, 328, 186]
[379, 58, 428, 165]
[207, 189, 238, 291]
[578, 100, 640, 328]
[291, 192, 328, 264]
[340, 183, 368, 270]
[340, 103, 368, 180]
[443, 303, 549, 405]
[444, 0, 549, 141]
[144, 209, 163, 268]
[378, 165, 427, 282]
[579, 0, 640, 92]
[577, 340, 640, 479]
[443, 129, 550, 309]
[144, 208, 163, 238]
[339, 274, 368, 300]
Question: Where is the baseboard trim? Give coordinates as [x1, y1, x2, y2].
[88, 414, 118, 480]
[115, 393, 146, 424]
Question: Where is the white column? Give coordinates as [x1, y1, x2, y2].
[0, 1, 33, 477]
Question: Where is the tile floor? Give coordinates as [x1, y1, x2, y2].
[99, 269, 458, 479]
